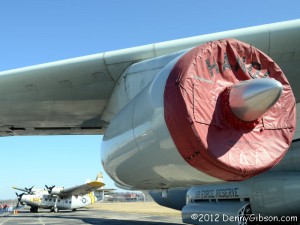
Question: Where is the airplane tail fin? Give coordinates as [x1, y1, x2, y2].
[95, 172, 104, 183]
[85, 173, 104, 184]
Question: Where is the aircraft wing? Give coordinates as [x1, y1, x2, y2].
[0, 19, 299, 137]
[12, 186, 28, 193]
[58, 181, 105, 197]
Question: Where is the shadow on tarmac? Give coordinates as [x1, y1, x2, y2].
[12, 210, 183, 225]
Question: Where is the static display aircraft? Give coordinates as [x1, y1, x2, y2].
[0, 19, 299, 224]
[13, 174, 104, 213]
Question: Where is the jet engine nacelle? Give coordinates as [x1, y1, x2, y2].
[101, 39, 296, 190]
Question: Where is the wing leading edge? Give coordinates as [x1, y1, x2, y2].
[58, 181, 105, 197]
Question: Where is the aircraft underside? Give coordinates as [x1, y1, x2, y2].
[149, 140, 300, 224]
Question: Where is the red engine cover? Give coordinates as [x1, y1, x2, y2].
[164, 39, 296, 181]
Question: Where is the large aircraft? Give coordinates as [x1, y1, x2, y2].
[13, 174, 104, 213]
[0, 19, 299, 224]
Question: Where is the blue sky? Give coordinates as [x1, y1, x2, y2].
[0, 0, 299, 199]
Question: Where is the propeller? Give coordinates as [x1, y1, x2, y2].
[45, 185, 55, 194]
[25, 186, 34, 194]
[15, 192, 25, 208]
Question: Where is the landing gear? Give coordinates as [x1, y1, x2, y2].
[30, 207, 38, 213]
[50, 195, 59, 213]
[238, 204, 251, 225]
[50, 207, 59, 213]
[72, 208, 76, 212]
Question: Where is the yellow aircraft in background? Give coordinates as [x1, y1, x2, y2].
[13, 173, 104, 213]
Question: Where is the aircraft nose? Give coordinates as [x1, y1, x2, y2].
[229, 78, 283, 122]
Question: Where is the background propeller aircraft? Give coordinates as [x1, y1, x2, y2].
[13, 173, 104, 213]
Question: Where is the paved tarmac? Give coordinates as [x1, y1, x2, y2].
[0, 208, 184, 225]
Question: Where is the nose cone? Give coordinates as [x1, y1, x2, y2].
[229, 79, 283, 121]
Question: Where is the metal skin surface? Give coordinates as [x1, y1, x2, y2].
[269, 139, 300, 172]
[229, 79, 283, 121]
[0, 20, 298, 136]
[148, 188, 188, 210]
[149, 141, 300, 219]
[101, 50, 188, 122]
[184, 172, 300, 217]
[48, 187, 64, 195]
[101, 54, 221, 190]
